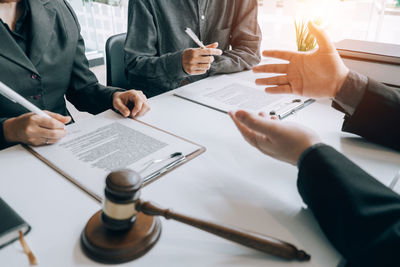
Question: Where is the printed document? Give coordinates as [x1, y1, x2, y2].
[30, 110, 203, 200]
[174, 74, 308, 114]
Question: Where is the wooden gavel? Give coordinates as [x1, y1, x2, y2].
[81, 170, 311, 264]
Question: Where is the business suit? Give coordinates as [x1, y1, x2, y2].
[0, 0, 120, 149]
[298, 144, 400, 266]
[298, 78, 400, 266]
[334, 78, 400, 151]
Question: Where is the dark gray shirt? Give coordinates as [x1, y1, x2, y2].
[125, 0, 261, 97]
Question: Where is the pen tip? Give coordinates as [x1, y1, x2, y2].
[296, 250, 311, 261]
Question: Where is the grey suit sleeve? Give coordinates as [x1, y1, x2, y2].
[64, 0, 121, 115]
[209, 0, 261, 75]
[124, 0, 189, 92]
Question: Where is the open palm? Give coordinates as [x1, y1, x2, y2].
[253, 22, 349, 98]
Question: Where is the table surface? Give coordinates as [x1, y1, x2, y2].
[1, 71, 399, 267]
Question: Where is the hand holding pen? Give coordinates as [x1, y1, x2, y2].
[182, 28, 222, 75]
[0, 81, 71, 146]
[3, 111, 71, 147]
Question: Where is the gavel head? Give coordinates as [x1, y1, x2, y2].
[101, 169, 142, 231]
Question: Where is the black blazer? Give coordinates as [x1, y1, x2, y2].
[299, 80, 400, 265]
[340, 79, 400, 151]
[0, 0, 120, 149]
[298, 145, 400, 266]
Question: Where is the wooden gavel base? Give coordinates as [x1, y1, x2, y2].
[81, 210, 162, 264]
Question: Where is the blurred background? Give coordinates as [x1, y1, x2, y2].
[64, 0, 400, 120]
[66, 0, 400, 61]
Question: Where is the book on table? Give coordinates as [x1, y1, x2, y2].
[0, 197, 31, 249]
[335, 39, 400, 65]
[335, 39, 400, 87]
[27, 110, 205, 202]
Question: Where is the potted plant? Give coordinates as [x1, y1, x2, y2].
[294, 19, 322, 52]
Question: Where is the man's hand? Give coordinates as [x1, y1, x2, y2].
[3, 111, 71, 146]
[182, 42, 222, 75]
[253, 22, 349, 98]
[113, 90, 150, 118]
[229, 110, 321, 165]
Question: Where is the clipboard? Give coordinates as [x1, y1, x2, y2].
[173, 74, 314, 120]
[174, 93, 314, 120]
[24, 112, 206, 204]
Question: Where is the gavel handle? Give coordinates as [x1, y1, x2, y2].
[137, 201, 310, 261]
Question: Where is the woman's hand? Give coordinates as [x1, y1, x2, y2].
[229, 110, 321, 165]
[3, 111, 71, 146]
[113, 90, 151, 118]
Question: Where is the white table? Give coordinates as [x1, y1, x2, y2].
[1, 72, 399, 267]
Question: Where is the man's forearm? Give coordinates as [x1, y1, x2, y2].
[332, 71, 368, 115]
[125, 51, 190, 92]
[209, 0, 261, 75]
[298, 144, 400, 266]
[338, 77, 400, 150]
[209, 48, 261, 75]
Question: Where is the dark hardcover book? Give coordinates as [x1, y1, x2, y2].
[0, 197, 31, 249]
[335, 39, 400, 65]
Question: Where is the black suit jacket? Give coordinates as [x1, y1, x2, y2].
[0, 0, 120, 149]
[298, 78, 400, 265]
[298, 145, 400, 266]
[340, 79, 400, 151]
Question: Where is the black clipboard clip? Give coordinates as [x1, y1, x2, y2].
[269, 99, 315, 120]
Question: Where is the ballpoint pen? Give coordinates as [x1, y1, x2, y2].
[273, 99, 315, 120]
[142, 154, 186, 183]
[389, 170, 400, 190]
[185, 28, 205, 48]
[139, 152, 183, 173]
[0, 81, 51, 119]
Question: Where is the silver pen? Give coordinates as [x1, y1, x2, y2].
[389, 170, 400, 190]
[143, 154, 186, 183]
[277, 99, 315, 120]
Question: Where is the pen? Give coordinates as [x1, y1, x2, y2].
[0, 81, 51, 118]
[389, 170, 400, 190]
[278, 99, 315, 120]
[143, 154, 186, 183]
[185, 28, 205, 48]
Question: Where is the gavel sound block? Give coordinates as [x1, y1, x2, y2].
[81, 170, 311, 264]
[81, 170, 161, 263]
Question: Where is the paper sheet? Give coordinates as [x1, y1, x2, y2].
[31, 110, 202, 199]
[174, 75, 308, 114]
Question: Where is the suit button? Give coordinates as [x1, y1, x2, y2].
[31, 94, 42, 100]
[31, 73, 40, 80]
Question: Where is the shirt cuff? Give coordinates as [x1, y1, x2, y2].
[166, 50, 190, 81]
[0, 118, 13, 150]
[332, 71, 368, 116]
[297, 143, 327, 168]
